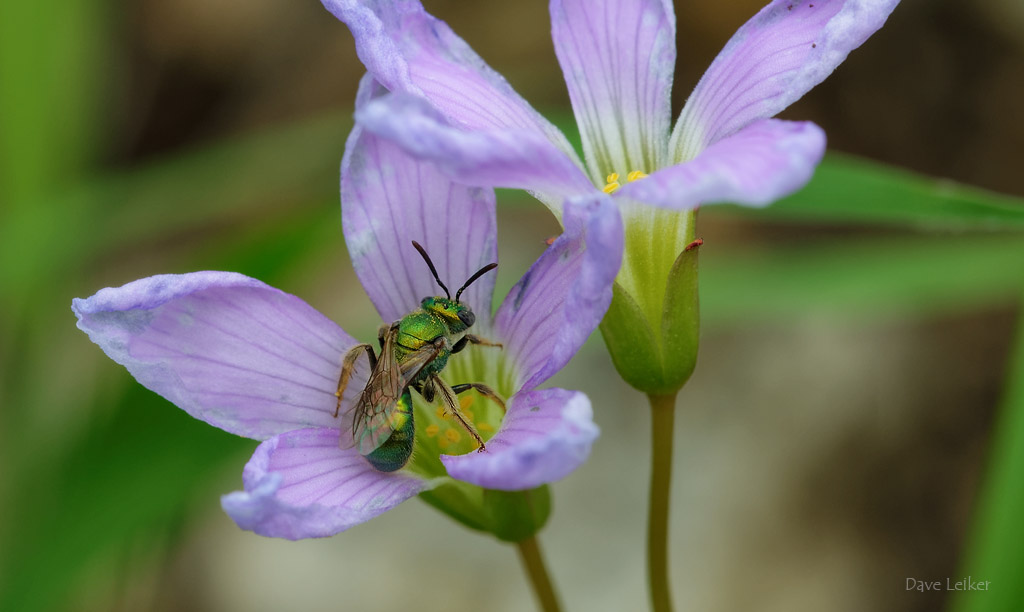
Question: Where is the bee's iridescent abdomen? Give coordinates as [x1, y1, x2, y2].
[365, 390, 415, 472]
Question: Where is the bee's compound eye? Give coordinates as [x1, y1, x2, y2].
[458, 309, 475, 327]
[421, 296, 431, 305]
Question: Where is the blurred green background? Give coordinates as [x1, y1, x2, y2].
[2, 1, 1024, 611]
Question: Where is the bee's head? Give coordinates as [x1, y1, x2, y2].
[411, 240, 496, 331]
[421, 296, 475, 330]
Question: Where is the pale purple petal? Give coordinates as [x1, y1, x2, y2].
[321, 0, 580, 166]
[441, 388, 597, 490]
[670, 0, 899, 160]
[343, 76, 498, 323]
[72, 272, 366, 440]
[551, 0, 676, 180]
[619, 119, 825, 209]
[356, 93, 596, 211]
[221, 427, 427, 539]
[494, 194, 622, 392]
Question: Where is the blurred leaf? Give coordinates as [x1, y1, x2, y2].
[0, 113, 353, 301]
[721, 153, 1024, 230]
[86, 112, 351, 246]
[0, 383, 251, 612]
[951, 286, 1024, 612]
[0, 0, 110, 312]
[0, 0, 107, 202]
[701, 235, 1024, 328]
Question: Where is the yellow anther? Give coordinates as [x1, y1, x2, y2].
[478, 422, 494, 432]
[435, 405, 450, 420]
[605, 172, 619, 184]
[445, 428, 461, 443]
[627, 170, 648, 182]
[438, 437, 451, 450]
[464, 409, 475, 421]
[602, 181, 620, 194]
[425, 424, 440, 437]
[460, 395, 474, 410]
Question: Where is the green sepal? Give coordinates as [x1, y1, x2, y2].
[600, 283, 665, 391]
[599, 245, 700, 396]
[418, 480, 489, 533]
[659, 243, 700, 391]
[418, 481, 551, 542]
[482, 485, 552, 542]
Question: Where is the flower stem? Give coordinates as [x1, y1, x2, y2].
[647, 392, 677, 612]
[516, 535, 562, 612]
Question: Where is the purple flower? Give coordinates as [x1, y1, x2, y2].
[72, 77, 622, 539]
[320, 0, 898, 392]
[323, 0, 897, 209]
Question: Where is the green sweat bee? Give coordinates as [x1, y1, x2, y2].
[333, 241, 505, 472]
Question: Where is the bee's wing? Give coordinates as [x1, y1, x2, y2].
[347, 329, 444, 455]
[397, 340, 446, 385]
[346, 326, 402, 454]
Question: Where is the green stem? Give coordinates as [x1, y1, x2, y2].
[647, 392, 677, 612]
[516, 535, 562, 612]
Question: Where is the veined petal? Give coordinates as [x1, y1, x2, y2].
[322, 0, 581, 166]
[618, 119, 825, 209]
[493, 194, 622, 392]
[221, 428, 428, 539]
[551, 0, 676, 181]
[72, 272, 366, 440]
[670, 0, 899, 160]
[343, 76, 498, 323]
[441, 389, 598, 490]
[356, 93, 595, 214]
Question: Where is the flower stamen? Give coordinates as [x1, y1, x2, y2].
[603, 170, 646, 193]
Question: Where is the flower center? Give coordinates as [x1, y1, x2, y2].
[602, 170, 648, 194]
[423, 395, 497, 454]
[402, 338, 515, 478]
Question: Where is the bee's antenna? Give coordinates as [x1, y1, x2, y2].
[411, 241, 451, 299]
[455, 262, 498, 302]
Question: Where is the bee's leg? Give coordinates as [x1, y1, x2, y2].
[451, 383, 506, 414]
[466, 334, 503, 347]
[452, 334, 503, 354]
[419, 378, 436, 403]
[433, 375, 486, 451]
[334, 343, 376, 417]
[451, 336, 469, 354]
